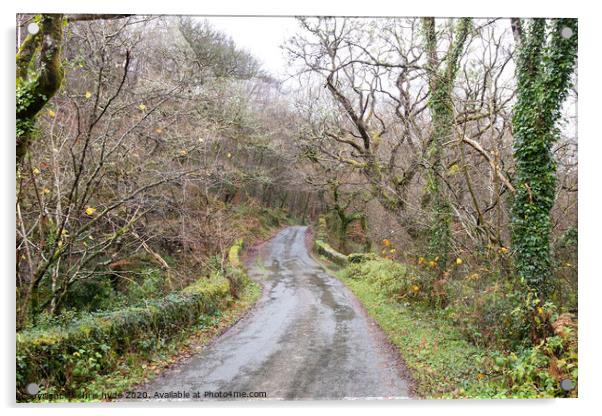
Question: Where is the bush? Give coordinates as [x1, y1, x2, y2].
[344, 259, 428, 303]
[444, 279, 531, 349]
[125, 267, 166, 301]
[466, 323, 578, 398]
[60, 277, 117, 312]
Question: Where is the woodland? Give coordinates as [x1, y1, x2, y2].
[16, 15, 577, 400]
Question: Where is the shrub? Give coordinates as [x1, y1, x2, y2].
[343, 259, 429, 303]
[468, 321, 578, 398]
[444, 278, 532, 349]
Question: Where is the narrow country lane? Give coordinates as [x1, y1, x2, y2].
[138, 226, 412, 400]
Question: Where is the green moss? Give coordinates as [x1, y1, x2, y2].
[228, 239, 244, 268]
[16, 14, 65, 163]
[314, 239, 348, 266]
[17, 271, 232, 401]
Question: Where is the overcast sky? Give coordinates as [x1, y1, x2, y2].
[202, 16, 299, 78]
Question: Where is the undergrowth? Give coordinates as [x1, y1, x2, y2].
[338, 259, 578, 399]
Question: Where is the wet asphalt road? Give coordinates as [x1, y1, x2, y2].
[139, 226, 411, 400]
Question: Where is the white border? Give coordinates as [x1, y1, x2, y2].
[3, 1, 599, 415]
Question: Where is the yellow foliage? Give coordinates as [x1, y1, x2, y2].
[138, 103, 147, 111]
[456, 257, 463, 265]
[85, 207, 97, 216]
[48, 109, 56, 118]
[383, 239, 391, 247]
[32, 167, 41, 175]
[447, 163, 461, 176]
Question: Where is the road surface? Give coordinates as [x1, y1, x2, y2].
[139, 226, 412, 400]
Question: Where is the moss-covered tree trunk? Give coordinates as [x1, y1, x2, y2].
[510, 18, 577, 300]
[330, 181, 364, 254]
[421, 17, 471, 273]
[17, 14, 130, 165]
[16, 14, 65, 165]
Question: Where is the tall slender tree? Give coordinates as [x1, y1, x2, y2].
[510, 18, 578, 300]
[421, 17, 472, 273]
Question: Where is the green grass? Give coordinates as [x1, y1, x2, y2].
[338, 270, 491, 398]
[334, 258, 578, 399]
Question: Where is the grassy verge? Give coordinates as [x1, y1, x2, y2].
[337, 270, 489, 398]
[17, 237, 264, 403]
[334, 259, 577, 399]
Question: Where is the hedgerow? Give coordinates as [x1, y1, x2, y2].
[16, 241, 249, 401]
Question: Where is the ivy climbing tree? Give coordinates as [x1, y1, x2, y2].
[421, 17, 472, 273]
[510, 18, 578, 300]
